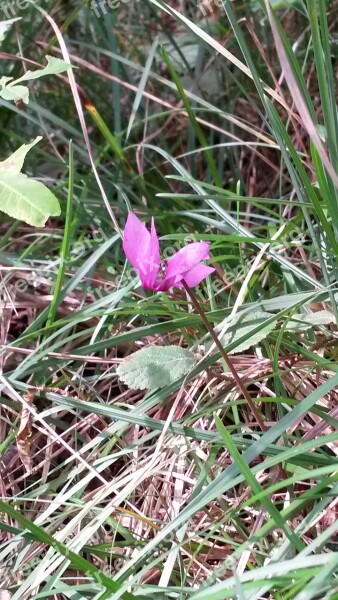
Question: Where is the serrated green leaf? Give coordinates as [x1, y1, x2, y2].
[0, 137, 42, 175]
[286, 310, 335, 331]
[117, 346, 196, 390]
[0, 171, 61, 227]
[0, 17, 21, 46]
[216, 311, 277, 354]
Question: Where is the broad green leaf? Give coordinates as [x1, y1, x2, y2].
[215, 310, 277, 354]
[0, 84, 29, 104]
[286, 310, 335, 331]
[117, 346, 196, 390]
[0, 171, 61, 227]
[13, 55, 71, 84]
[0, 17, 21, 46]
[0, 137, 42, 175]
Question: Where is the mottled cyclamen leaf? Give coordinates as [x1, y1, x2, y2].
[117, 346, 196, 390]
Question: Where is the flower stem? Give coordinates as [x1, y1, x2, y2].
[182, 281, 266, 431]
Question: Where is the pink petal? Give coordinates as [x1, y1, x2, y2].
[155, 277, 174, 292]
[165, 242, 211, 282]
[182, 264, 215, 287]
[141, 217, 161, 289]
[122, 212, 150, 271]
[123, 216, 214, 292]
[122, 213, 161, 289]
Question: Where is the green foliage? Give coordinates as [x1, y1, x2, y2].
[117, 345, 196, 390]
[0, 0, 338, 598]
[0, 55, 71, 104]
[0, 136, 42, 174]
[215, 310, 277, 354]
[0, 138, 60, 226]
[286, 309, 335, 331]
[250, 0, 306, 10]
[0, 171, 61, 226]
[0, 17, 20, 45]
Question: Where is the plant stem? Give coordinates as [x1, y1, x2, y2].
[182, 281, 266, 431]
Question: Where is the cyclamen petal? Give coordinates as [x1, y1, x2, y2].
[122, 212, 151, 271]
[165, 242, 211, 282]
[122, 213, 213, 291]
[123, 212, 161, 289]
[139, 217, 161, 289]
[179, 264, 215, 288]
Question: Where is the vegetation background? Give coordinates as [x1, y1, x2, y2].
[0, 0, 338, 598]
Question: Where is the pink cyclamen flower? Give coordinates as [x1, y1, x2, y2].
[122, 212, 214, 291]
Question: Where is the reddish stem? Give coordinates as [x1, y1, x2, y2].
[182, 281, 266, 431]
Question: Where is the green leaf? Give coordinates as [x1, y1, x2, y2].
[0, 56, 72, 105]
[0, 137, 42, 175]
[250, 0, 304, 9]
[270, 0, 302, 7]
[0, 84, 29, 104]
[0, 76, 13, 86]
[286, 310, 335, 331]
[0, 171, 61, 227]
[12, 55, 72, 85]
[215, 310, 277, 354]
[117, 346, 196, 390]
[0, 17, 21, 46]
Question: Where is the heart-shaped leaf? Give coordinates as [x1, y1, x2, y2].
[117, 346, 196, 390]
